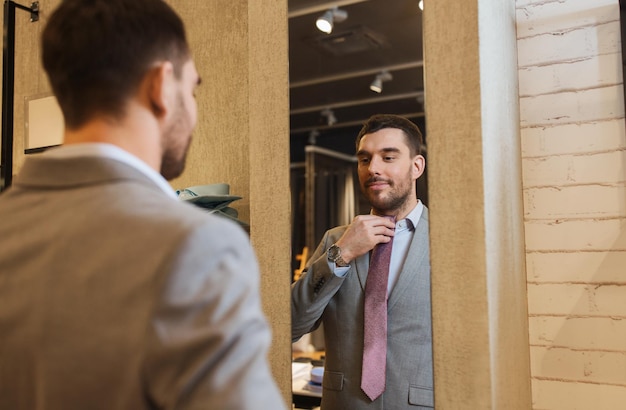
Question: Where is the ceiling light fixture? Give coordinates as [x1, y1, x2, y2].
[369, 70, 393, 93]
[321, 108, 337, 126]
[419, 0, 424, 11]
[315, 7, 348, 34]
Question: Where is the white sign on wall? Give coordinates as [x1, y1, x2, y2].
[25, 94, 63, 151]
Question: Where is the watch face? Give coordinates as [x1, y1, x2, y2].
[328, 244, 340, 260]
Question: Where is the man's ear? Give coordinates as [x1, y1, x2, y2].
[412, 154, 426, 180]
[146, 61, 175, 119]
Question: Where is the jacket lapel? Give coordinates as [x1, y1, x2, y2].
[387, 207, 430, 311]
[355, 251, 370, 292]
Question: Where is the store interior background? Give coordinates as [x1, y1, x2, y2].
[288, 0, 428, 280]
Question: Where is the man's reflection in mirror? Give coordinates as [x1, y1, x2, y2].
[292, 114, 433, 409]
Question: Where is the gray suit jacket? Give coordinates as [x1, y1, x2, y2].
[0, 155, 286, 410]
[292, 209, 433, 410]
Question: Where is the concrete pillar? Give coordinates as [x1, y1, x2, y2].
[423, 0, 532, 408]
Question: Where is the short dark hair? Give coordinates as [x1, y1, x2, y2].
[42, 0, 190, 129]
[355, 114, 425, 156]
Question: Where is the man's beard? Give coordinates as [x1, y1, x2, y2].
[161, 134, 191, 180]
[361, 172, 414, 214]
[160, 96, 192, 181]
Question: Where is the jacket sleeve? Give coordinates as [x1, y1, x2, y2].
[291, 227, 352, 342]
[143, 217, 287, 410]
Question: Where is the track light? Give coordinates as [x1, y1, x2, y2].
[369, 70, 393, 93]
[321, 108, 337, 126]
[316, 7, 348, 34]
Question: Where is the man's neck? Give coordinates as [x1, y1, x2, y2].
[373, 198, 419, 221]
[63, 105, 162, 175]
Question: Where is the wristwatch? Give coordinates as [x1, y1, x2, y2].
[327, 244, 349, 267]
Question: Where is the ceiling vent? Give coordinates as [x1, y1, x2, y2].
[308, 25, 389, 56]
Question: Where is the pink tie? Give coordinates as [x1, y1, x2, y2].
[361, 216, 395, 401]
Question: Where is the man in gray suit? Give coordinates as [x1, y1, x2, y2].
[0, 1, 286, 409]
[292, 114, 433, 409]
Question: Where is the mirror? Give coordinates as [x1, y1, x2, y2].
[287, 1, 429, 408]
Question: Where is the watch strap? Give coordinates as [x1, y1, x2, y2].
[328, 244, 349, 267]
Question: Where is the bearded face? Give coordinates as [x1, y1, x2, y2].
[159, 60, 199, 181]
[360, 167, 415, 214]
[356, 128, 424, 216]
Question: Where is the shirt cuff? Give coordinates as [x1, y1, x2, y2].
[328, 261, 350, 277]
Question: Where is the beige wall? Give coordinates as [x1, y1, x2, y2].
[517, 0, 626, 408]
[424, 0, 532, 408]
[169, 1, 292, 401]
[6, 0, 292, 402]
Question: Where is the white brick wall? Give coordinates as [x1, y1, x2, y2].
[532, 379, 626, 410]
[526, 252, 626, 283]
[516, 0, 626, 408]
[522, 121, 626, 157]
[530, 346, 626, 385]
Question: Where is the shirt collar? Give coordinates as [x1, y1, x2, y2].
[369, 200, 424, 231]
[404, 201, 424, 231]
[43, 143, 178, 199]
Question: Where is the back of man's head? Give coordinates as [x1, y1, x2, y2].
[42, 0, 190, 130]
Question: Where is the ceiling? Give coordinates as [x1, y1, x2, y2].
[288, 0, 425, 161]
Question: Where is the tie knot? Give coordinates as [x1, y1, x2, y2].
[382, 215, 396, 223]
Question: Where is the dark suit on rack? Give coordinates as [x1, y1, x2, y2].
[0, 154, 285, 410]
[292, 207, 433, 410]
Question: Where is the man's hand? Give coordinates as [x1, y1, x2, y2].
[335, 215, 396, 263]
